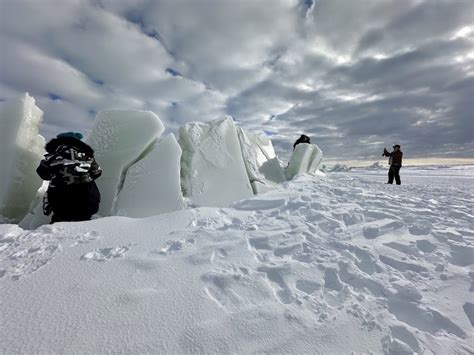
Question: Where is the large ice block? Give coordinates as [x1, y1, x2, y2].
[86, 110, 165, 216]
[285, 143, 323, 180]
[237, 128, 286, 193]
[18, 182, 51, 229]
[115, 134, 184, 217]
[0, 93, 45, 222]
[179, 116, 253, 207]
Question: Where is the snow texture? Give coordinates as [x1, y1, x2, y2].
[285, 143, 323, 180]
[86, 110, 165, 216]
[179, 116, 254, 207]
[0, 94, 45, 223]
[1, 166, 473, 354]
[115, 134, 184, 217]
[237, 127, 286, 194]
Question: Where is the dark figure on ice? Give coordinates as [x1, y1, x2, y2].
[382, 144, 403, 185]
[293, 134, 311, 149]
[36, 132, 102, 223]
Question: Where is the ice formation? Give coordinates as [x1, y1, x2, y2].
[86, 110, 165, 216]
[1, 94, 325, 227]
[18, 183, 50, 229]
[115, 134, 184, 217]
[179, 116, 254, 207]
[0, 93, 45, 222]
[237, 128, 286, 193]
[285, 143, 323, 180]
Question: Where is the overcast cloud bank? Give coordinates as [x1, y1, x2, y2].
[1, 0, 473, 162]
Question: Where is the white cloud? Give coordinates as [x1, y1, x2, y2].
[0, 0, 472, 161]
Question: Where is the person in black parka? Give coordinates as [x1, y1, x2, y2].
[382, 144, 403, 185]
[293, 134, 311, 149]
[36, 132, 102, 223]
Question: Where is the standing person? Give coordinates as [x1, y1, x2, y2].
[382, 144, 403, 185]
[293, 134, 311, 149]
[36, 132, 102, 223]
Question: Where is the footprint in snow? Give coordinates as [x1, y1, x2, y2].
[362, 219, 404, 239]
[201, 270, 272, 313]
[1, 229, 61, 281]
[449, 243, 474, 267]
[462, 302, 474, 326]
[295, 279, 321, 295]
[258, 266, 295, 305]
[153, 238, 196, 256]
[80, 245, 129, 262]
[408, 220, 432, 236]
[387, 296, 466, 339]
[70, 231, 100, 247]
[389, 325, 421, 354]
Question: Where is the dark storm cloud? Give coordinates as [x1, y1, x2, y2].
[0, 0, 472, 163]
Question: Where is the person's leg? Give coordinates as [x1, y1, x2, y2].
[388, 166, 395, 184]
[70, 214, 92, 222]
[395, 166, 401, 185]
[51, 212, 91, 223]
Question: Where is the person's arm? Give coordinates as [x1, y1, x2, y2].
[89, 159, 102, 180]
[382, 148, 391, 157]
[293, 137, 304, 149]
[36, 156, 53, 180]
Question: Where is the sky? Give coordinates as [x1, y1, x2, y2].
[1, 0, 473, 164]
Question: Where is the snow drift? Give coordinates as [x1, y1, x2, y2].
[1, 167, 473, 354]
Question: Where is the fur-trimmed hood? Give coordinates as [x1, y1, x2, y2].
[45, 136, 94, 155]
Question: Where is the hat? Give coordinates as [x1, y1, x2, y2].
[56, 132, 84, 140]
[393, 144, 401, 148]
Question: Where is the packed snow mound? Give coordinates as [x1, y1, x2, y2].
[326, 163, 353, 172]
[285, 143, 323, 180]
[0, 93, 45, 222]
[1, 167, 473, 354]
[367, 161, 386, 170]
[86, 110, 165, 216]
[237, 128, 286, 194]
[115, 134, 184, 217]
[179, 116, 254, 207]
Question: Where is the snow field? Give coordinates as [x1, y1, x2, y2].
[1, 167, 473, 354]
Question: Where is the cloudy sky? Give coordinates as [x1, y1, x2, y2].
[1, 0, 473, 164]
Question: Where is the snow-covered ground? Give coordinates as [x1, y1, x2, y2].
[1, 166, 473, 354]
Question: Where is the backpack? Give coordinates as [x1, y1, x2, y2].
[46, 144, 97, 185]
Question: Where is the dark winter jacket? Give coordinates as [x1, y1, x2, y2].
[36, 136, 101, 221]
[383, 149, 403, 166]
[293, 135, 311, 149]
[37, 136, 102, 185]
